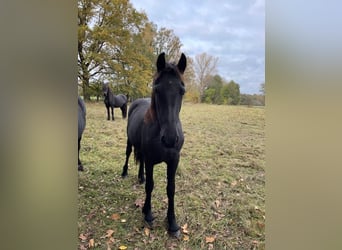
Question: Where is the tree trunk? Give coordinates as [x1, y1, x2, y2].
[82, 79, 91, 101]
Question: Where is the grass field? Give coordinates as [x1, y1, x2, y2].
[78, 102, 265, 250]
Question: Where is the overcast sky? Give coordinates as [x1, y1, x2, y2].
[130, 0, 265, 94]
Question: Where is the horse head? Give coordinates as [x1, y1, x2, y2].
[102, 83, 109, 98]
[152, 52, 187, 148]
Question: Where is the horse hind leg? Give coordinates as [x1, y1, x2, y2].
[121, 104, 127, 119]
[78, 138, 84, 171]
[121, 139, 132, 178]
[137, 153, 145, 184]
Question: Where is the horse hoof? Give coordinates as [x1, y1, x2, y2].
[168, 229, 181, 238]
[78, 165, 84, 171]
[121, 174, 128, 179]
[138, 178, 145, 184]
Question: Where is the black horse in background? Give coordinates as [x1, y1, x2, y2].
[102, 84, 127, 121]
[78, 97, 86, 171]
[121, 52, 187, 237]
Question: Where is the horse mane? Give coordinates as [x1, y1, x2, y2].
[144, 62, 184, 124]
[106, 85, 112, 95]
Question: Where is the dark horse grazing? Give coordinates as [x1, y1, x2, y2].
[78, 97, 86, 171]
[102, 84, 127, 121]
[121, 52, 187, 236]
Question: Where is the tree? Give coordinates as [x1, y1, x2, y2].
[221, 80, 240, 105]
[260, 82, 265, 95]
[202, 75, 224, 104]
[193, 53, 219, 102]
[240, 94, 265, 106]
[260, 82, 265, 105]
[183, 57, 199, 103]
[78, 0, 153, 100]
[152, 27, 183, 63]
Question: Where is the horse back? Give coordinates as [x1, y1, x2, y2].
[114, 94, 127, 107]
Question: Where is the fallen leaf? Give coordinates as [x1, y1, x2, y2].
[118, 245, 127, 250]
[181, 223, 189, 234]
[88, 238, 95, 248]
[214, 212, 225, 220]
[79, 244, 87, 250]
[111, 213, 120, 220]
[183, 235, 189, 241]
[135, 198, 144, 208]
[205, 236, 215, 243]
[121, 219, 127, 223]
[79, 233, 87, 241]
[208, 243, 214, 250]
[144, 227, 150, 236]
[214, 200, 220, 208]
[105, 229, 114, 238]
[231, 180, 238, 187]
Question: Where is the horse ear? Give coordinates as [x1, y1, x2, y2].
[177, 53, 187, 74]
[157, 52, 166, 72]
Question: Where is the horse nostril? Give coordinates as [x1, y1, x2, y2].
[161, 135, 178, 148]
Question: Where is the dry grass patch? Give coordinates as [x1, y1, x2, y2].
[78, 102, 265, 249]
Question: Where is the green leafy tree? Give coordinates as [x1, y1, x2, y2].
[221, 80, 240, 105]
[202, 75, 224, 104]
[78, 0, 153, 100]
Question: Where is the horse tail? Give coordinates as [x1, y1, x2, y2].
[133, 148, 142, 165]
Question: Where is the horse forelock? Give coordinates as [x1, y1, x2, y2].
[153, 62, 184, 84]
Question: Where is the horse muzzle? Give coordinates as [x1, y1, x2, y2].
[160, 128, 179, 148]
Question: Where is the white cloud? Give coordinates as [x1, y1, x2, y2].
[130, 0, 264, 94]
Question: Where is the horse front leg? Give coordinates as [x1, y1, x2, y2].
[106, 106, 110, 120]
[142, 162, 154, 227]
[166, 158, 180, 236]
[111, 107, 114, 120]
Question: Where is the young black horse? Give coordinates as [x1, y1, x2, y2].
[121, 52, 186, 236]
[78, 96, 86, 171]
[102, 84, 127, 121]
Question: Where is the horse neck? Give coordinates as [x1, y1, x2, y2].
[144, 95, 156, 124]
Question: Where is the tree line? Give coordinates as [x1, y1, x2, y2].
[78, 0, 265, 106]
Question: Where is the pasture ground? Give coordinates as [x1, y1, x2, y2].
[78, 102, 265, 249]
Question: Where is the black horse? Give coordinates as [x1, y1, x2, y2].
[78, 97, 86, 171]
[102, 84, 127, 121]
[121, 52, 187, 236]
